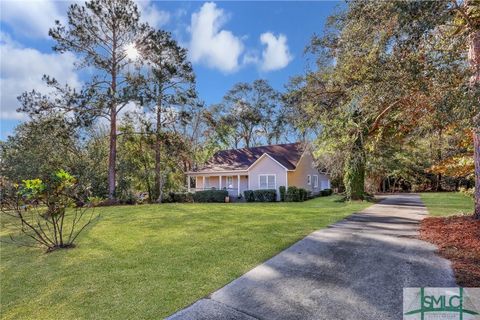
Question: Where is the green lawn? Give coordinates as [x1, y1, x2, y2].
[420, 192, 474, 216]
[0, 196, 369, 320]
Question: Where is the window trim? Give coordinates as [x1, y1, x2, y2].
[313, 175, 319, 188]
[258, 174, 276, 190]
[307, 175, 311, 185]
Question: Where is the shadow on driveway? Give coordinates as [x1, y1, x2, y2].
[167, 194, 456, 320]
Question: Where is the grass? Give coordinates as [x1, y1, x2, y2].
[419, 192, 474, 216]
[0, 196, 369, 320]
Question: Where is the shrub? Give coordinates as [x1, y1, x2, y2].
[253, 189, 277, 202]
[0, 170, 99, 252]
[243, 190, 255, 202]
[279, 186, 286, 202]
[118, 192, 137, 205]
[320, 188, 333, 197]
[169, 192, 194, 203]
[193, 189, 228, 203]
[285, 186, 309, 202]
[286, 186, 300, 202]
[298, 188, 307, 201]
[306, 190, 313, 200]
[459, 187, 475, 198]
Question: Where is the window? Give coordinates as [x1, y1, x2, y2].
[227, 176, 233, 188]
[320, 180, 328, 190]
[313, 175, 318, 188]
[259, 174, 276, 189]
[307, 175, 311, 185]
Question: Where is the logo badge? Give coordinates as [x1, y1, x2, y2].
[403, 288, 480, 319]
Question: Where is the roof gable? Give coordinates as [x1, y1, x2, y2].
[248, 153, 289, 171]
[194, 142, 306, 173]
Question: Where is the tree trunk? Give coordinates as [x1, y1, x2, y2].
[470, 28, 480, 218]
[108, 106, 117, 200]
[391, 178, 398, 193]
[344, 134, 365, 200]
[155, 102, 163, 203]
[139, 138, 152, 202]
[436, 174, 443, 192]
[108, 26, 118, 200]
[435, 128, 443, 191]
[474, 131, 480, 218]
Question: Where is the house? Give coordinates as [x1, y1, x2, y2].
[186, 142, 330, 200]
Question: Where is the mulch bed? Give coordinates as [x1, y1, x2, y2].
[419, 215, 480, 287]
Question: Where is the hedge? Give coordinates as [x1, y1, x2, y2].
[243, 190, 255, 202]
[320, 188, 333, 196]
[285, 186, 309, 202]
[279, 186, 286, 202]
[298, 188, 307, 201]
[286, 186, 299, 202]
[253, 189, 277, 202]
[193, 189, 228, 203]
[168, 192, 194, 203]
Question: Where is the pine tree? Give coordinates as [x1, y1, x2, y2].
[47, 0, 148, 200]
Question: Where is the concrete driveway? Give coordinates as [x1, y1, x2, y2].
[167, 194, 456, 320]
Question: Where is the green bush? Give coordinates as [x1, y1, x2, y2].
[286, 186, 309, 202]
[1, 170, 99, 252]
[286, 186, 300, 202]
[306, 190, 313, 200]
[243, 190, 255, 202]
[320, 188, 333, 196]
[169, 192, 194, 203]
[253, 189, 277, 202]
[279, 186, 286, 202]
[118, 192, 137, 205]
[193, 190, 228, 203]
[298, 188, 307, 201]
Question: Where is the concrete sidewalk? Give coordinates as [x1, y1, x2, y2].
[167, 194, 456, 320]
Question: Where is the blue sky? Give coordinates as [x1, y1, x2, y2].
[0, 1, 341, 140]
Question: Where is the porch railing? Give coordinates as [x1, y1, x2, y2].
[189, 187, 240, 196]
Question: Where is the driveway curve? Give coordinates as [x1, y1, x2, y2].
[167, 194, 456, 320]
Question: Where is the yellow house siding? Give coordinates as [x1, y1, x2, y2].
[288, 150, 329, 194]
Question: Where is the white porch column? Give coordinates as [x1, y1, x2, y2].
[219, 175, 222, 189]
[237, 175, 240, 196]
[187, 175, 191, 192]
[203, 176, 206, 190]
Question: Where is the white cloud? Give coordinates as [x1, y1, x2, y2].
[189, 2, 244, 73]
[135, 0, 170, 27]
[0, 0, 170, 39]
[259, 32, 293, 71]
[242, 50, 260, 66]
[0, 0, 68, 39]
[0, 33, 80, 120]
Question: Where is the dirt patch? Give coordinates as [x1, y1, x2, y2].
[419, 215, 480, 287]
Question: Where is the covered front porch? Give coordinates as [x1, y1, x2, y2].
[187, 172, 249, 197]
